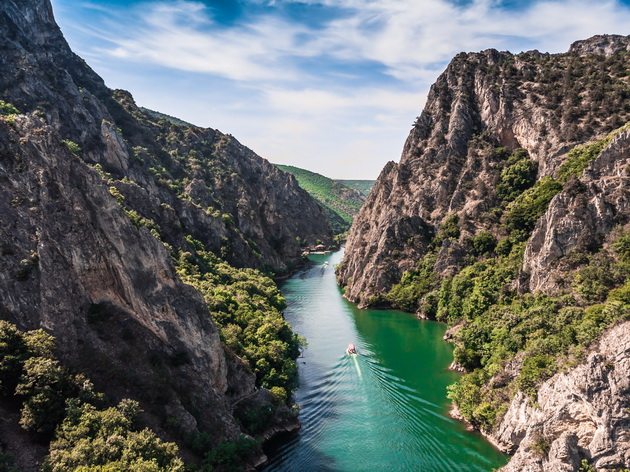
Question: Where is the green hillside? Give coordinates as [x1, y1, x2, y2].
[336, 180, 375, 197]
[276, 165, 366, 235]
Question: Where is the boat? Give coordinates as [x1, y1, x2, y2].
[346, 343, 357, 355]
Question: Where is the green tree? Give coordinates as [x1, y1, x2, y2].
[46, 400, 184, 472]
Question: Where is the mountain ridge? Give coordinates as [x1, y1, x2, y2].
[338, 34, 630, 472]
[0, 0, 331, 468]
[275, 164, 367, 235]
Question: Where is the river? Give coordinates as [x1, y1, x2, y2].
[262, 250, 508, 472]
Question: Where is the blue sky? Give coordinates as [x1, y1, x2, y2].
[50, 0, 630, 179]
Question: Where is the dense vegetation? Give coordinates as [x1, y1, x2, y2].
[384, 124, 630, 432]
[275, 165, 366, 235]
[173, 236, 302, 401]
[335, 180, 375, 197]
[0, 321, 184, 471]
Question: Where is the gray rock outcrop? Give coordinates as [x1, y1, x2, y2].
[338, 35, 630, 307]
[494, 322, 630, 471]
[522, 129, 630, 294]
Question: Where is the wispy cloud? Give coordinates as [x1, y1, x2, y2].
[53, 0, 630, 178]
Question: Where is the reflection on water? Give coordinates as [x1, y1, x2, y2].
[262, 251, 507, 472]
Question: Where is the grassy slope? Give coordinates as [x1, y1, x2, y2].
[275, 164, 367, 235]
[335, 180, 375, 197]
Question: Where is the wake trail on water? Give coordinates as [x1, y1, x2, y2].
[351, 354, 362, 378]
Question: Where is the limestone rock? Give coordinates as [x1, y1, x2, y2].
[522, 129, 630, 294]
[338, 37, 630, 307]
[495, 322, 630, 471]
[569, 34, 630, 57]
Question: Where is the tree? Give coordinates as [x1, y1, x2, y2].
[46, 400, 184, 472]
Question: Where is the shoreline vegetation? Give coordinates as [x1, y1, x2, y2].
[338, 124, 630, 447]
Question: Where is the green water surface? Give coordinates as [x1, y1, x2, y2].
[263, 250, 508, 471]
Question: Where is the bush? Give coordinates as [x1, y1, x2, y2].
[517, 353, 557, 399]
[46, 400, 184, 472]
[496, 150, 537, 203]
[612, 234, 630, 263]
[387, 252, 438, 312]
[433, 213, 460, 247]
[0, 101, 19, 116]
[61, 140, 81, 157]
[16, 358, 101, 435]
[0, 321, 32, 396]
[201, 436, 258, 472]
[504, 177, 562, 240]
[470, 231, 497, 256]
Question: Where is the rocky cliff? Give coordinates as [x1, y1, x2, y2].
[0, 0, 330, 468]
[338, 34, 630, 471]
[522, 127, 630, 295]
[495, 321, 630, 472]
[0, 0, 331, 274]
[338, 35, 630, 306]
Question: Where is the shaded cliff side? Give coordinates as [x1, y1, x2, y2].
[0, 0, 331, 468]
[0, 0, 331, 275]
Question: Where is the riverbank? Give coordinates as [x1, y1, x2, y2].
[262, 250, 507, 471]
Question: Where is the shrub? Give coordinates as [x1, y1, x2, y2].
[517, 353, 557, 399]
[497, 150, 537, 203]
[61, 140, 81, 157]
[470, 231, 497, 256]
[16, 358, 101, 435]
[504, 177, 562, 240]
[0, 100, 19, 116]
[46, 400, 184, 472]
[612, 233, 630, 263]
[0, 321, 31, 395]
[201, 436, 258, 472]
[435, 213, 460, 245]
[578, 459, 595, 472]
[387, 252, 438, 312]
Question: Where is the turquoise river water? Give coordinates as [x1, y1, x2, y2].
[262, 250, 508, 472]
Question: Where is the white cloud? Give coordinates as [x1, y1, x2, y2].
[53, 0, 630, 178]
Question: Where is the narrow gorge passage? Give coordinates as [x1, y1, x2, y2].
[263, 250, 508, 471]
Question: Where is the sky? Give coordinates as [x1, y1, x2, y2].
[50, 0, 630, 179]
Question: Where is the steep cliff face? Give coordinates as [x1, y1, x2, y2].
[0, 0, 331, 275]
[522, 128, 630, 294]
[494, 321, 630, 472]
[0, 0, 330, 466]
[0, 112, 244, 449]
[338, 33, 630, 472]
[338, 35, 630, 305]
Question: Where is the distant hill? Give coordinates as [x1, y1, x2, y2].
[335, 180, 375, 197]
[276, 165, 367, 235]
